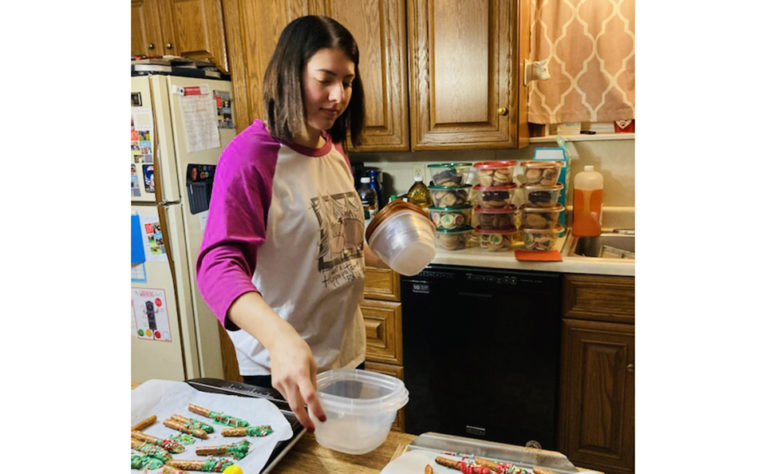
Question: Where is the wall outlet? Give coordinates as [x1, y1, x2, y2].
[413, 164, 426, 181]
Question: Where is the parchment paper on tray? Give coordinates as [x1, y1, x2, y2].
[132, 379, 293, 473]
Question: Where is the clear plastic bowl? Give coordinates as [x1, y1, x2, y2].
[519, 160, 564, 185]
[429, 185, 471, 208]
[520, 203, 565, 229]
[473, 184, 517, 209]
[520, 225, 564, 251]
[427, 162, 471, 187]
[366, 201, 436, 276]
[473, 207, 517, 230]
[428, 205, 472, 230]
[435, 227, 473, 250]
[521, 183, 563, 207]
[473, 160, 517, 187]
[474, 228, 515, 252]
[309, 369, 409, 455]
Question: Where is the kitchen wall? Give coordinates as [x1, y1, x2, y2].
[350, 136, 635, 228]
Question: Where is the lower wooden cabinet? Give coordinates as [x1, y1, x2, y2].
[365, 360, 405, 432]
[558, 318, 635, 474]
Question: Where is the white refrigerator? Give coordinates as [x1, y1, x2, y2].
[131, 73, 236, 383]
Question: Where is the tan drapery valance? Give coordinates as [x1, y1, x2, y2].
[528, 0, 635, 124]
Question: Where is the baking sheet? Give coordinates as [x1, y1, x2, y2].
[131, 379, 293, 473]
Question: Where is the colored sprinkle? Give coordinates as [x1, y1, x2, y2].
[202, 457, 234, 472]
[209, 411, 249, 427]
[246, 425, 273, 437]
[169, 433, 196, 445]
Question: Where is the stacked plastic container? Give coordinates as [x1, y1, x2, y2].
[518, 161, 565, 251]
[471, 161, 518, 252]
[426, 163, 474, 250]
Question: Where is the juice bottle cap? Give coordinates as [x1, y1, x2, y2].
[360, 177, 371, 183]
[414, 176, 423, 182]
[584, 165, 594, 171]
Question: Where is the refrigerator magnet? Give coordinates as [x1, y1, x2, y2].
[131, 288, 172, 342]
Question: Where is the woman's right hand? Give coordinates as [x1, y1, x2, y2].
[269, 327, 327, 431]
[227, 292, 327, 432]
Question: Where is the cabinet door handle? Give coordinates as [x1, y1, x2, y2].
[148, 43, 155, 50]
[165, 42, 173, 49]
[627, 363, 634, 373]
[497, 107, 508, 115]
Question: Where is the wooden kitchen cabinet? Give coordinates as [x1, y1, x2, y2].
[362, 265, 405, 431]
[559, 275, 635, 474]
[131, 0, 229, 73]
[222, 0, 409, 151]
[407, 0, 531, 149]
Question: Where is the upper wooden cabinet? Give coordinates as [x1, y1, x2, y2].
[408, 0, 530, 149]
[222, 0, 409, 150]
[321, 0, 410, 151]
[221, 0, 530, 149]
[131, 0, 229, 73]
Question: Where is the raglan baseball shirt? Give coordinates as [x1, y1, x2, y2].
[196, 119, 366, 376]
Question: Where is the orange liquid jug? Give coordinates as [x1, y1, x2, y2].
[572, 165, 603, 236]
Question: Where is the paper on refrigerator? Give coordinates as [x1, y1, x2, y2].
[179, 90, 221, 153]
[132, 379, 293, 473]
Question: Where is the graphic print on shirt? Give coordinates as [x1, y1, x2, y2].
[310, 191, 364, 288]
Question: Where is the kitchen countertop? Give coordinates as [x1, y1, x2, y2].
[432, 230, 635, 277]
[271, 431, 602, 473]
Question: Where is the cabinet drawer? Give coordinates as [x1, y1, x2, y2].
[360, 299, 402, 365]
[563, 274, 635, 324]
[364, 361, 405, 432]
[364, 266, 401, 301]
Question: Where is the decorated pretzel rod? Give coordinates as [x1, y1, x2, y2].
[435, 455, 504, 474]
[161, 466, 189, 474]
[196, 439, 250, 460]
[476, 456, 503, 471]
[132, 414, 157, 431]
[166, 458, 234, 472]
[221, 425, 274, 437]
[170, 414, 215, 433]
[163, 418, 208, 439]
[131, 453, 165, 470]
[131, 439, 172, 463]
[188, 403, 250, 427]
[425, 464, 434, 474]
[131, 430, 185, 453]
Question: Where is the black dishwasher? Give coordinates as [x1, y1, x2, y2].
[401, 264, 561, 448]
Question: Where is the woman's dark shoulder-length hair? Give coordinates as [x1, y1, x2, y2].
[262, 15, 365, 148]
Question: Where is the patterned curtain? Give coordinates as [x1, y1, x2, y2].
[528, 0, 635, 124]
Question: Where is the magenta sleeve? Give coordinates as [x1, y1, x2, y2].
[196, 122, 280, 329]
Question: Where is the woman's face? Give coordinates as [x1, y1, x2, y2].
[302, 47, 355, 135]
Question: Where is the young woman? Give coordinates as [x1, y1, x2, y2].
[196, 16, 386, 431]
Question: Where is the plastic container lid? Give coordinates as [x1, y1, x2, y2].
[473, 206, 516, 213]
[473, 160, 518, 169]
[428, 204, 473, 211]
[473, 226, 516, 234]
[520, 160, 564, 169]
[520, 203, 565, 213]
[428, 162, 472, 168]
[435, 226, 473, 233]
[427, 184, 472, 191]
[472, 183, 517, 190]
[316, 369, 409, 415]
[414, 176, 424, 182]
[365, 199, 433, 243]
[521, 182, 564, 191]
[521, 224, 565, 234]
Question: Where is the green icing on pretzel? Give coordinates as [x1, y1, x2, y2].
[246, 425, 274, 437]
[223, 439, 250, 460]
[208, 410, 250, 427]
[202, 457, 234, 472]
[169, 433, 196, 445]
[183, 416, 215, 433]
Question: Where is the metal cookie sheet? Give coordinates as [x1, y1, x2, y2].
[391, 432, 600, 474]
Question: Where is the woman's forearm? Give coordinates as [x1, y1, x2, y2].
[227, 292, 299, 350]
[363, 243, 388, 268]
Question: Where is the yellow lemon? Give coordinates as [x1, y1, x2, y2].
[222, 465, 244, 474]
